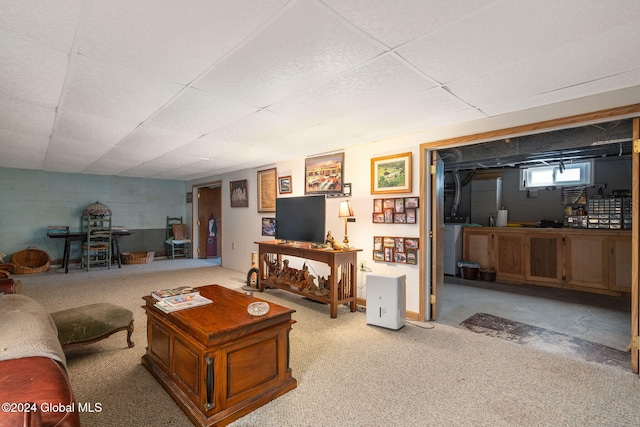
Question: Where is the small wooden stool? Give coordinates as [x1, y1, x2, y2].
[50, 303, 134, 349]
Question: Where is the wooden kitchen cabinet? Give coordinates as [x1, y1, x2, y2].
[462, 227, 631, 296]
[494, 232, 526, 281]
[526, 234, 564, 285]
[462, 228, 493, 269]
[609, 235, 632, 292]
[564, 233, 608, 290]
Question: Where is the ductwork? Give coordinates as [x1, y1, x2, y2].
[451, 170, 461, 217]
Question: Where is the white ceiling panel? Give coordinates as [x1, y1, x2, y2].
[53, 111, 138, 145]
[0, 98, 55, 136]
[323, 0, 494, 48]
[176, 110, 311, 159]
[326, 87, 483, 140]
[482, 69, 640, 117]
[1, 1, 640, 181]
[108, 125, 200, 163]
[62, 56, 184, 123]
[447, 22, 640, 109]
[46, 136, 113, 161]
[397, 0, 640, 84]
[144, 88, 258, 135]
[0, 146, 46, 169]
[193, 0, 387, 108]
[0, 0, 84, 51]
[268, 53, 438, 124]
[42, 149, 100, 174]
[0, 128, 49, 152]
[0, 33, 68, 107]
[82, 157, 142, 176]
[80, 0, 290, 84]
[265, 124, 370, 158]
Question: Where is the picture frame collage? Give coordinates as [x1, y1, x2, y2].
[373, 236, 419, 265]
[372, 197, 419, 224]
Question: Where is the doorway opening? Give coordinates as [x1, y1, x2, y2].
[424, 117, 635, 366]
[192, 182, 222, 265]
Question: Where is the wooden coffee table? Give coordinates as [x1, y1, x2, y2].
[141, 285, 296, 427]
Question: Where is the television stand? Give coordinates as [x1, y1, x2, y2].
[255, 240, 361, 318]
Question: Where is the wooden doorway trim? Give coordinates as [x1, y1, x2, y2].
[632, 118, 639, 374]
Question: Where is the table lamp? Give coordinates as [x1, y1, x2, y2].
[338, 200, 354, 246]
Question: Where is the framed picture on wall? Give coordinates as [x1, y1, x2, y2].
[278, 175, 292, 194]
[371, 152, 412, 194]
[262, 218, 276, 236]
[305, 152, 344, 195]
[257, 168, 277, 212]
[230, 179, 248, 207]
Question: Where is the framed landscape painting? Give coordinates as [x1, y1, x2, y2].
[371, 152, 412, 194]
[305, 152, 344, 195]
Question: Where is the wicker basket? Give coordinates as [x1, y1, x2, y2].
[11, 247, 50, 274]
[121, 251, 155, 265]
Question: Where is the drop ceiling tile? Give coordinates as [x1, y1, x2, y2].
[397, 0, 640, 84]
[0, 33, 69, 107]
[482, 69, 640, 117]
[108, 125, 200, 162]
[0, 99, 55, 136]
[267, 125, 369, 157]
[53, 111, 138, 145]
[0, 146, 45, 170]
[323, 0, 494, 48]
[83, 157, 141, 176]
[42, 151, 97, 174]
[194, 0, 386, 107]
[80, 0, 289, 84]
[326, 87, 482, 140]
[0, 128, 49, 151]
[176, 110, 310, 159]
[0, 0, 84, 51]
[144, 88, 257, 135]
[47, 136, 114, 159]
[269, 53, 437, 124]
[62, 55, 184, 123]
[447, 22, 640, 109]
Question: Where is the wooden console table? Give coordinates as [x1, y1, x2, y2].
[142, 285, 296, 427]
[255, 240, 361, 318]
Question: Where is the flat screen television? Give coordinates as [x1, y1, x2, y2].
[275, 195, 326, 244]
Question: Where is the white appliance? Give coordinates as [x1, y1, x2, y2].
[444, 224, 463, 276]
[366, 273, 406, 330]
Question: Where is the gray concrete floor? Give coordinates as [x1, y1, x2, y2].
[437, 276, 631, 351]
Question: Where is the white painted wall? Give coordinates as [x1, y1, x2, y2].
[188, 140, 424, 314]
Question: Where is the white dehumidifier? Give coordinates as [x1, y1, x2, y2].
[366, 273, 406, 330]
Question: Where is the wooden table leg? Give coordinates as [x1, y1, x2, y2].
[63, 237, 71, 273]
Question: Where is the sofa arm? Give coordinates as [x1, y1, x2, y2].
[0, 278, 21, 294]
[0, 357, 80, 427]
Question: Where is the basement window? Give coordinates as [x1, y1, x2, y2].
[519, 160, 593, 190]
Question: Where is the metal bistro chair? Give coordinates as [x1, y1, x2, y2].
[165, 216, 191, 259]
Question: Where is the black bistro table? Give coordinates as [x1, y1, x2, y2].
[47, 230, 131, 273]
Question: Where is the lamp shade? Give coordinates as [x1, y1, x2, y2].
[82, 201, 112, 217]
[338, 200, 354, 218]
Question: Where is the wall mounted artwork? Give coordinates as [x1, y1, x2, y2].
[373, 236, 419, 264]
[305, 152, 344, 195]
[371, 152, 412, 194]
[372, 197, 419, 224]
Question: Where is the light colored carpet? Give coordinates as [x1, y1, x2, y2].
[17, 260, 640, 426]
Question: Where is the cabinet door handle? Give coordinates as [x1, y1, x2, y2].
[205, 357, 215, 410]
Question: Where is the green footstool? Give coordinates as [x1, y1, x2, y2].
[50, 303, 134, 349]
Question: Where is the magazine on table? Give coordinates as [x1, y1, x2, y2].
[151, 286, 199, 301]
[154, 295, 212, 313]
